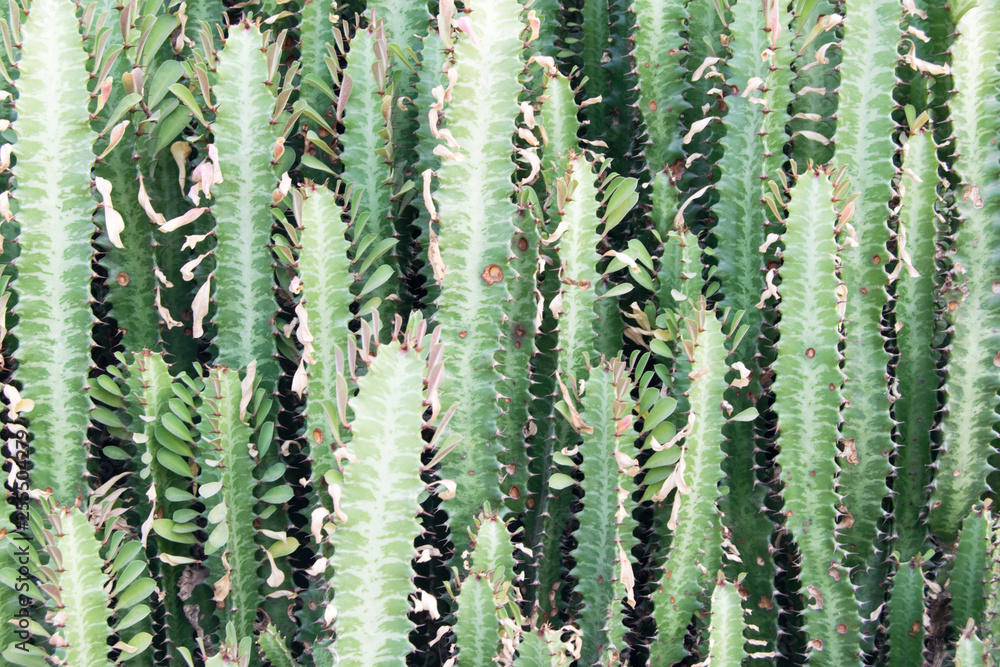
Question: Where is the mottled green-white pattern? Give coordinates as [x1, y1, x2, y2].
[954, 628, 986, 667]
[711, 0, 793, 651]
[259, 624, 296, 667]
[195, 367, 291, 654]
[551, 155, 605, 378]
[567, 358, 639, 663]
[706, 578, 750, 665]
[537, 73, 578, 179]
[454, 574, 502, 664]
[295, 184, 354, 493]
[649, 304, 728, 666]
[211, 24, 280, 389]
[431, 0, 524, 553]
[12, 0, 97, 501]
[951, 508, 989, 632]
[454, 512, 517, 665]
[772, 171, 860, 665]
[328, 339, 427, 664]
[832, 0, 898, 634]
[713, 0, 794, 338]
[928, 0, 1000, 543]
[28, 508, 114, 667]
[299, 0, 338, 117]
[887, 557, 927, 667]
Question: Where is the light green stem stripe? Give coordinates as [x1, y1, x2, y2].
[432, 0, 524, 553]
[928, 0, 1000, 543]
[13, 0, 97, 501]
[772, 171, 860, 665]
[212, 24, 279, 386]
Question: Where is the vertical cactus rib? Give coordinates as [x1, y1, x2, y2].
[210, 22, 281, 389]
[887, 125, 943, 667]
[430, 0, 525, 553]
[710, 0, 794, 652]
[323, 321, 438, 665]
[892, 127, 943, 560]
[951, 506, 989, 634]
[831, 0, 899, 638]
[10, 495, 158, 667]
[787, 0, 841, 169]
[633, 0, 687, 231]
[713, 0, 794, 325]
[562, 356, 640, 664]
[563, 0, 643, 181]
[299, 0, 339, 118]
[985, 510, 1000, 658]
[705, 575, 751, 664]
[337, 15, 400, 326]
[954, 622, 986, 667]
[451, 510, 519, 665]
[35, 507, 114, 667]
[292, 183, 354, 493]
[121, 350, 201, 662]
[194, 366, 293, 655]
[886, 555, 928, 667]
[495, 93, 543, 515]
[928, 0, 1000, 543]
[10, 0, 98, 501]
[550, 155, 610, 376]
[771, 169, 860, 665]
[91, 2, 174, 353]
[648, 300, 729, 666]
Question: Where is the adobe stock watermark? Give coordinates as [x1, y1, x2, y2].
[5, 416, 36, 658]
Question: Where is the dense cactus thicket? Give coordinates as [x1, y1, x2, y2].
[0, 0, 998, 665]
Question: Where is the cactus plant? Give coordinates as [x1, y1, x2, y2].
[0, 1, 996, 666]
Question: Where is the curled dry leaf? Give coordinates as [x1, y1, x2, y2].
[757, 269, 779, 308]
[292, 358, 308, 399]
[691, 56, 721, 81]
[730, 361, 751, 388]
[212, 553, 232, 603]
[263, 548, 285, 588]
[137, 175, 166, 226]
[155, 287, 182, 328]
[180, 252, 211, 281]
[428, 229, 445, 280]
[556, 372, 592, 434]
[618, 542, 636, 607]
[422, 169, 438, 222]
[170, 141, 192, 194]
[191, 275, 211, 338]
[683, 117, 717, 144]
[436, 479, 457, 500]
[159, 207, 209, 233]
[95, 177, 126, 249]
[674, 185, 710, 228]
[239, 359, 257, 421]
[310, 507, 330, 542]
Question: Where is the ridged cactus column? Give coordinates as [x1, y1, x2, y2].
[428, 0, 526, 552]
[9, 0, 98, 500]
[928, 0, 1000, 543]
[831, 0, 899, 641]
[770, 168, 861, 665]
[210, 22, 283, 389]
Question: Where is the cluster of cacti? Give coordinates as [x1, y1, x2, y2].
[0, 0, 997, 665]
